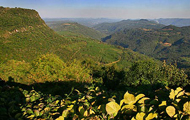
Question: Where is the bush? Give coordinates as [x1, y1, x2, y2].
[124, 60, 163, 86]
[0, 60, 30, 83]
[102, 65, 125, 89]
[0, 54, 92, 84]
[28, 54, 67, 83]
[123, 60, 189, 87]
[161, 61, 189, 87]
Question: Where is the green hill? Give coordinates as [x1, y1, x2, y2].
[0, 7, 70, 62]
[93, 19, 165, 35]
[47, 22, 106, 40]
[0, 7, 154, 69]
[102, 25, 190, 71]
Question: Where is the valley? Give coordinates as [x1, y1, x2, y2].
[102, 25, 190, 75]
[0, 6, 190, 120]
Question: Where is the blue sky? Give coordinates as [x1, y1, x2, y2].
[1, 0, 190, 19]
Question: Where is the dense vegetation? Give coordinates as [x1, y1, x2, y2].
[93, 19, 165, 35]
[0, 7, 70, 62]
[0, 7, 153, 68]
[1, 54, 188, 88]
[1, 83, 190, 120]
[0, 7, 190, 119]
[0, 54, 190, 119]
[47, 22, 106, 40]
[102, 25, 190, 76]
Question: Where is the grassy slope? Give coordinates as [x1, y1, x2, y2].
[47, 22, 106, 40]
[57, 33, 153, 68]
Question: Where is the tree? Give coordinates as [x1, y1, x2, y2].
[161, 61, 189, 87]
[124, 60, 162, 86]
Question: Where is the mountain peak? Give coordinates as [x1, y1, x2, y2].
[139, 19, 149, 21]
[162, 25, 178, 30]
[0, 6, 45, 31]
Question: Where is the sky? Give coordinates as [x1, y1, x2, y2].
[1, 0, 190, 19]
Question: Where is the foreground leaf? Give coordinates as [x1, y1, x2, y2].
[169, 89, 175, 100]
[183, 101, 190, 115]
[175, 87, 183, 96]
[146, 113, 157, 120]
[56, 116, 64, 120]
[106, 101, 120, 115]
[166, 106, 175, 118]
[136, 112, 145, 120]
[123, 91, 136, 104]
[135, 94, 145, 102]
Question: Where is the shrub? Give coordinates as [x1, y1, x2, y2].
[124, 60, 163, 86]
[123, 60, 189, 87]
[0, 60, 30, 83]
[0, 54, 92, 84]
[161, 61, 189, 87]
[28, 54, 67, 83]
[29, 54, 92, 83]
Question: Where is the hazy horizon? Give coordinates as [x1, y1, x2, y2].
[1, 0, 190, 19]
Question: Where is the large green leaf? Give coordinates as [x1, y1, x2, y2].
[106, 101, 120, 115]
[169, 89, 175, 100]
[145, 113, 157, 120]
[183, 101, 190, 115]
[136, 112, 145, 120]
[56, 116, 64, 120]
[174, 87, 183, 96]
[138, 97, 150, 104]
[121, 104, 136, 111]
[62, 110, 69, 118]
[135, 94, 145, 102]
[166, 106, 176, 118]
[123, 91, 136, 105]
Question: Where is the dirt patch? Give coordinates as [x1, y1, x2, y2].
[159, 42, 172, 46]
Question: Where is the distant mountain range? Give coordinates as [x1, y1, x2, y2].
[93, 19, 165, 35]
[44, 18, 190, 28]
[43, 18, 121, 27]
[153, 18, 190, 27]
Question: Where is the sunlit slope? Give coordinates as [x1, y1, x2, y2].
[55, 32, 155, 68]
[102, 25, 190, 69]
[0, 7, 70, 62]
[0, 7, 154, 69]
[47, 22, 106, 40]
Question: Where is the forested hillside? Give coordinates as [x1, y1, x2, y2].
[47, 22, 106, 40]
[0, 7, 154, 68]
[0, 7, 70, 62]
[102, 25, 190, 74]
[93, 19, 165, 35]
